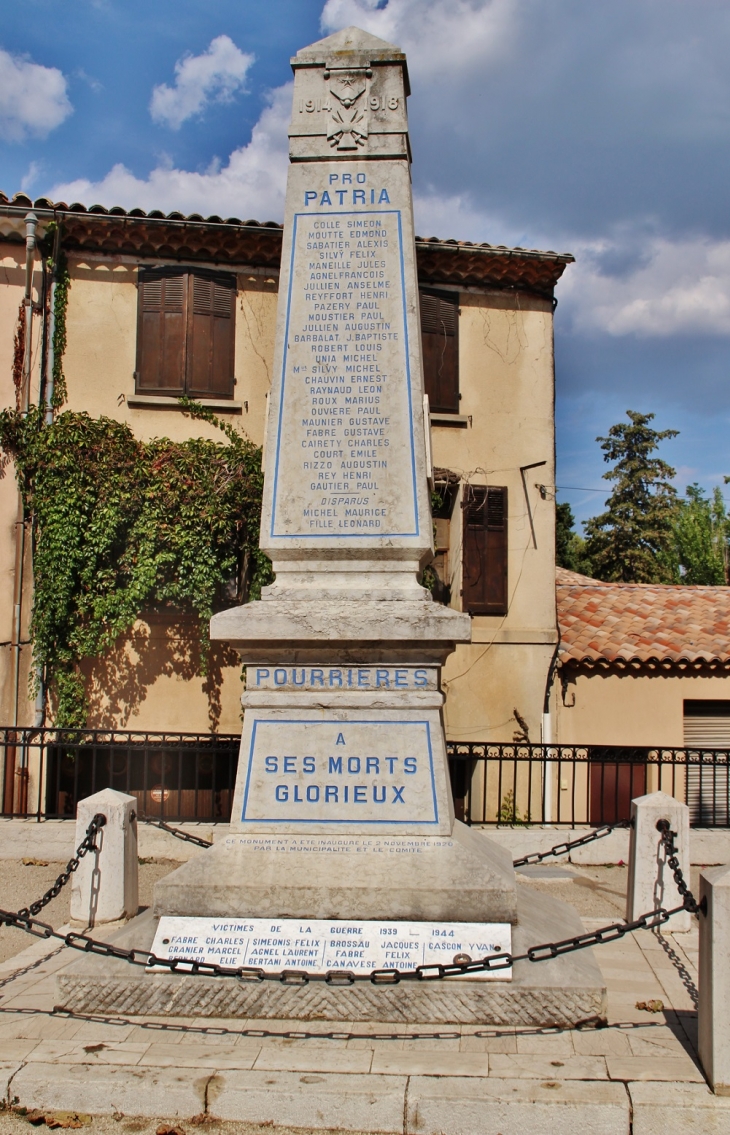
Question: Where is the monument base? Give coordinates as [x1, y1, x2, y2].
[55, 887, 606, 1028]
[152, 822, 517, 924]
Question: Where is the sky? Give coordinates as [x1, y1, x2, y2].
[2, 0, 730, 528]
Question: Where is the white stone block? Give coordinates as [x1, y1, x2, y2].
[626, 790, 691, 933]
[70, 788, 138, 926]
[699, 861, 730, 1095]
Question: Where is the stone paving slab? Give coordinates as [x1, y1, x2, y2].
[1, 903, 730, 1130]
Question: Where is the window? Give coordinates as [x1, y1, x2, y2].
[136, 267, 236, 398]
[419, 288, 459, 413]
[461, 485, 508, 615]
[683, 700, 730, 825]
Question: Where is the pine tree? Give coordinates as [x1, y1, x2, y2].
[675, 484, 729, 585]
[555, 501, 593, 575]
[583, 411, 679, 583]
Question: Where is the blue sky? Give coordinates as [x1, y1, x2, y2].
[2, 0, 730, 527]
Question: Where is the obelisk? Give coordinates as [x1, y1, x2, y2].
[155, 26, 517, 923]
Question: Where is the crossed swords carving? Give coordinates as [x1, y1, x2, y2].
[327, 77, 367, 150]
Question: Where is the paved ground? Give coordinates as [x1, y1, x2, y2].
[0, 859, 726, 1133]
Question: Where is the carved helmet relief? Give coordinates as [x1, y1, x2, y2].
[326, 69, 369, 150]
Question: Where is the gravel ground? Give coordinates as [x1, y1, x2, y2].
[0, 859, 179, 964]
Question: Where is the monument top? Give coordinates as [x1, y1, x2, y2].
[292, 26, 409, 83]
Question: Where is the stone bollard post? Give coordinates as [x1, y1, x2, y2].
[70, 788, 138, 927]
[626, 790, 691, 933]
[699, 863, 730, 1094]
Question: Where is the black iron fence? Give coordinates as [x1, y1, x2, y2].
[1, 730, 728, 827]
[446, 742, 730, 828]
[0, 728, 240, 821]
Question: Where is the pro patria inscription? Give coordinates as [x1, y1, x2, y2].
[268, 163, 421, 541]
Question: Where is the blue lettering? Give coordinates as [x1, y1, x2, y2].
[354, 785, 366, 802]
[294, 785, 303, 802]
[303, 756, 316, 774]
[357, 669, 370, 687]
[275, 785, 288, 802]
[375, 669, 390, 688]
[320, 191, 332, 205]
[386, 757, 397, 774]
[329, 757, 343, 774]
[329, 669, 343, 687]
[353, 190, 365, 204]
[284, 757, 296, 773]
[366, 757, 380, 774]
[306, 785, 320, 802]
[356, 173, 366, 183]
[347, 757, 361, 774]
[256, 668, 270, 685]
[311, 669, 325, 686]
[336, 732, 346, 745]
[404, 757, 417, 774]
[304, 191, 317, 205]
[293, 668, 306, 686]
[274, 668, 287, 686]
[325, 785, 338, 802]
[378, 188, 390, 203]
[394, 669, 408, 688]
[343, 173, 352, 184]
[373, 785, 386, 803]
[414, 669, 428, 687]
[336, 190, 346, 204]
[265, 756, 278, 774]
[392, 786, 405, 804]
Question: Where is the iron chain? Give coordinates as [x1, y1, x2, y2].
[15, 813, 106, 919]
[136, 815, 213, 849]
[656, 819, 705, 916]
[512, 820, 632, 867]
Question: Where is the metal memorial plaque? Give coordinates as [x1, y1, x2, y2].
[150, 917, 512, 980]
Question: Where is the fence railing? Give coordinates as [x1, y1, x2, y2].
[1, 730, 728, 827]
[446, 742, 730, 828]
[0, 728, 240, 821]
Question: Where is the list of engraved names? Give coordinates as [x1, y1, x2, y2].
[271, 178, 419, 539]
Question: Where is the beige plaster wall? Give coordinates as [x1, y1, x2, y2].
[554, 666, 730, 747]
[430, 290, 557, 743]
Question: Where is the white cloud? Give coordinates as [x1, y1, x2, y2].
[320, 0, 518, 77]
[561, 236, 730, 337]
[50, 83, 291, 219]
[20, 160, 43, 193]
[150, 35, 255, 130]
[0, 46, 72, 142]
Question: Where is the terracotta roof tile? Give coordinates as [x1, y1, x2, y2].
[556, 567, 730, 667]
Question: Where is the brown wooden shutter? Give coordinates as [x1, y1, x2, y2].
[136, 269, 187, 394]
[462, 485, 508, 615]
[186, 271, 236, 398]
[420, 289, 459, 413]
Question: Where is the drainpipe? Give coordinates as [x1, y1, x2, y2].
[6, 214, 38, 813]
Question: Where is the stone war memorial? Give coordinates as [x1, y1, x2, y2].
[58, 26, 604, 1026]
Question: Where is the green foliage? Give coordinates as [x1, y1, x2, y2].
[0, 401, 271, 727]
[674, 484, 729, 585]
[584, 410, 679, 583]
[555, 501, 593, 576]
[497, 789, 526, 825]
[50, 246, 70, 408]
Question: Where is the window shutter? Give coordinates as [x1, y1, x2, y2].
[420, 289, 459, 414]
[136, 269, 187, 393]
[462, 485, 508, 615]
[186, 271, 236, 398]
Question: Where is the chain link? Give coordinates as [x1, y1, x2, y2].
[0, 813, 704, 986]
[15, 813, 106, 919]
[656, 819, 706, 916]
[512, 820, 632, 867]
[136, 815, 213, 849]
